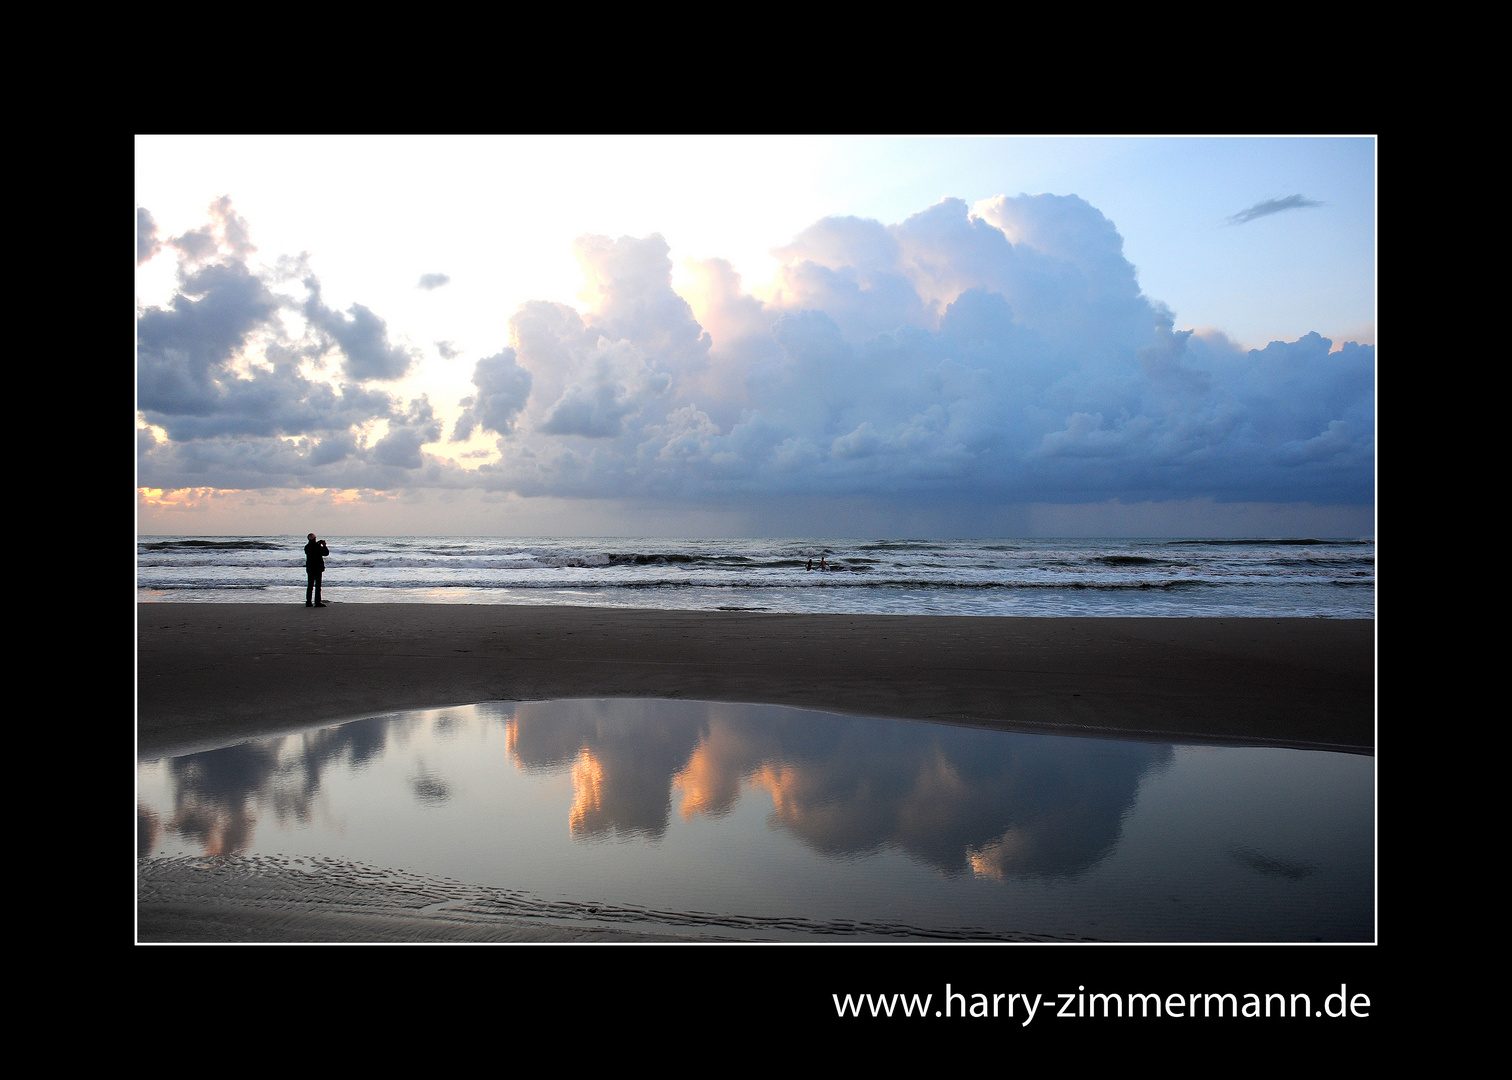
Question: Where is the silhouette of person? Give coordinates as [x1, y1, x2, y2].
[819, 556, 827, 570]
[304, 533, 329, 607]
[806, 559, 813, 571]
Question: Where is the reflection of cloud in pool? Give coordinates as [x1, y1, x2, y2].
[167, 740, 280, 854]
[409, 762, 451, 805]
[509, 699, 1171, 878]
[511, 700, 710, 839]
[154, 713, 417, 855]
[569, 749, 606, 834]
[152, 700, 1172, 880]
[672, 722, 747, 819]
[299, 714, 402, 783]
[731, 717, 1169, 878]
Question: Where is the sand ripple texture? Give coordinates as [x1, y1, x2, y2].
[136, 854, 1092, 944]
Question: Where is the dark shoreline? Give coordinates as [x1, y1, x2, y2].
[137, 604, 1375, 757]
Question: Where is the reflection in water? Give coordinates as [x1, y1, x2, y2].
[408, 764, 451, 805]
[137, 699, 1374, 941]
[515, 698, 1170, 877]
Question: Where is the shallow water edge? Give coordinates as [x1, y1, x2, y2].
[138, 699, 1374, 943]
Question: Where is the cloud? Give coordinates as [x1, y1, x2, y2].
[417, 272, 450, 290]
[484, 238, 692, 448]
[137, 199, 461, 490]
[137, 208, 161, 267]
[769, 215, 927, 342]
[452, 349, 533, 440]
[572, 233, 711, 376]
[137, 421, 469, 491]
[475, 195, 1369, 506]
[1226, 195, 1324, 225]
[302, 284, 419, 381]
[166, 195, 257, 266]
[139, 195, 1373, 512]
[373, 396, 443, 469]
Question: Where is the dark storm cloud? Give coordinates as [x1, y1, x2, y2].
[1226, 194, 1324, 225]
[418, 273, 450, 290]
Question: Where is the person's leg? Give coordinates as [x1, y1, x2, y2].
[306, 571, 316, 606]
[314, 572, 323, 606]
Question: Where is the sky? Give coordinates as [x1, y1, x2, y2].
[135, 135, 1375, 538]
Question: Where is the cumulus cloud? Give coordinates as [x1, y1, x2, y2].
[302, 284, 419, 381]
[573, 233, 711, 377]
[452, 349, 533, 440]
[418, 273, 450, 290]
[373, 396, 443, 469]
[139, 194, 1373, 510]
[136, 199, 459, 491]
[483, 237, 696, 447]
[467, 194, 1370, 506]
[1226, 195, 1324, 225]
[166, 195, 257, 266]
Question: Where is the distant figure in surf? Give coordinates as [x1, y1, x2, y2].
[820, 556, 827, 570]
[304, 533, 329, 607]
[806, 559, 813, 571]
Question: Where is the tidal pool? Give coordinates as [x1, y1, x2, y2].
[136, 698, 1374, 942]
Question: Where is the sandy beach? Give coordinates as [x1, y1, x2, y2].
[137, 604, 1374, 942]
[137, 604, 1374, 756]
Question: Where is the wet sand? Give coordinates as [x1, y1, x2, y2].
[137, 855, 706, 942]
[138, 603, 1374, 943]
[137, 603, 1374, 757]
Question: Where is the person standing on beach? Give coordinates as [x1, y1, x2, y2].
[304, 533, 329, 607]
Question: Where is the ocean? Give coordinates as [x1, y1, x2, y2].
[137, 536, 1374, 618]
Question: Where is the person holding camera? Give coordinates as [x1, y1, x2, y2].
[304, 533, 330, 607]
